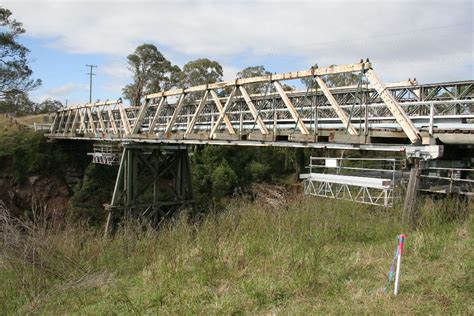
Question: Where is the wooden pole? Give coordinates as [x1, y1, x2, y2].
[403, 159, 421, 227]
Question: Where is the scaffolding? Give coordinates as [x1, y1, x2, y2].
[300, 157, 404, 207]
[88, 143, 122, 165]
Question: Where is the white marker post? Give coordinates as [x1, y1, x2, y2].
[394, 234, 407, 295]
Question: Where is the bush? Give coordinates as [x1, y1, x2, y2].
[247, 161, 271, 182]
[69, 163, 116, 224]
[211, 162, 238, 199]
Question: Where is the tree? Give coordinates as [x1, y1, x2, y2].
[0, 7, 41, 99]
[123, 44, 181, 106]
[181, 58, 223, 87]
[36, 99, 63, 113]
[237, 65, 271, 95]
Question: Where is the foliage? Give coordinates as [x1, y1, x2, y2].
[0, 119, 89, 182]
[123, 44, 181, 106]
[0, 197, 471, 314]
[0, 7, 41, 99]
[0, 96, 63, 116]
[69, 163, 116, 224]
[237, 65, 272, 94]
[211, 162, 238, 199]
[191, 146, 307, 209]
[181, 58, 223, 87]
[247, 161, 271, 182]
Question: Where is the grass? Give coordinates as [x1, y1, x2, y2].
[0, 197, 472, 314]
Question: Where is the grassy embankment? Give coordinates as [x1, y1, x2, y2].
[0, 196, 472, 314]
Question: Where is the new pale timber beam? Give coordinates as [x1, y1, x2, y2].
[78, 108, 86, 133]
[96, 107, 107, 133]
[185, 90, 209, 136]
[146, 62, 371, 99]
[165, 93, 186, 133]
[239, 86, 269, 134]
[210, 87, 237, 138]
[86, 108, 96, 133]
[56, 111, 66, 134]
[315, 76, 358, 135]
[70, 109, 80, 134]
[131, 99, 151, 134]
[107, 108, 118, 134]
[273, 81, 309, 135]
[148, 97, 166, 133]
[117, 102, 131, 135]
[62, 110, 73, 135]
[365, 69, 421, 144]
[209, 89, 236, 135]
[50, 111, 59, 133]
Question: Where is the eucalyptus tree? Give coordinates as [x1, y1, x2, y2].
[123, 44, 181, 106]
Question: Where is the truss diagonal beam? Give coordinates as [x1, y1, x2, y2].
[118, 102, 131, 135]
[316, 76, 358, 135]
[166, 92, 186, 133]
[131, 100, 150, 134]
[149, 97, 166, 133]
[239, 86, 269, 134]
[274, 81, 309, 135]
[107, 107, 118, 134]
[365, 69, 421, 143]
[185, 90, 209, 136]
[209, 88, 237, 137]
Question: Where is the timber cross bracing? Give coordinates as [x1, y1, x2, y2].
[47, 61, 474, 158]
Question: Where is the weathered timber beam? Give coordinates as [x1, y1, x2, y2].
[315, 76, 358, 135]
[209, 89, 236, 135]
[273, 81, 309, 135]
[185, 90, 209, 136]
[146, 62, 371, 99]
[365, 69, 421, 143]
[239, 86, 269, 134]
[210, 87, 237, 138]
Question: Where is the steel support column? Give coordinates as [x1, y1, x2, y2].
[104, 144, 194, 235]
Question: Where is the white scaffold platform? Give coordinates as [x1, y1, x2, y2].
[300, 157, 401, 207]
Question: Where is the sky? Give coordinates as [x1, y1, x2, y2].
[3, 0, 473, 105]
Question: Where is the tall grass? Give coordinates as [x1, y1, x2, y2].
[0, 197, 472, 314]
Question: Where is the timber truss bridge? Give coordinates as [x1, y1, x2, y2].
[45, 60, 474, 228]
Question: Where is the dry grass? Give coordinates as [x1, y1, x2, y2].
[0, 197, 472, 314]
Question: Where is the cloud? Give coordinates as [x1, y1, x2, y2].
[101, 61, 131, 80]
[45, 82, 86, 96]
[31, 82, 88, 103]
[4, 0, 473, 83]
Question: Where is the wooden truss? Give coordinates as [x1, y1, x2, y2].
[50, 60, 465, 145]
